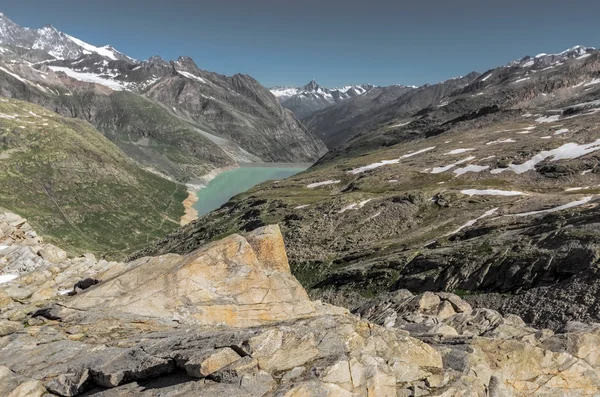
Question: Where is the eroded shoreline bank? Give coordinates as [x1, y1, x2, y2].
[180, 165, 239, 226]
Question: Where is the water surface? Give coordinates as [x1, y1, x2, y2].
[192, 165, 307, 216]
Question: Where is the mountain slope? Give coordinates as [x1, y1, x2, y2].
[136, 46, 600, 329]
[0, 14, 327, 181]
[302, 84, 417, 148]
[271, 80, 374, 119]
[0, 97, 186, 256]
[304, 74, 480, 150]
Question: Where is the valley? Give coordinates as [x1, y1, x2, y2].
[1, 7, 600, 396]
[140, 46, 600, 330]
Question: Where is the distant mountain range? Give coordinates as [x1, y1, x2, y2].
[270, 80, 376, 118]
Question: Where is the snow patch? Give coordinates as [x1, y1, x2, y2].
[494, 139, 600, 174]
[431, 156, 476, 174]
[453, 164, 489, 176]
[390, 121, 411, 128]
[444, 148, 475, 155]
[306, 180, 341, 188]
[348, 147, 435, 175]
[514, 77, 530, 83]
[0, 274, 18, 284]
[64, 34, 118, 60]
[486, 138, 515, 145]
[177, 70, 208, 84]
[448, 208, 498, 236]
[535, 115, 561, 123]
[48, 66, 127, 91]
[508, 197, 593, 217]
[565, 187, 590, 191]
[554, 128, 569, 135]
[339, 199, 372, 214]
[584, 78, 600, 87]
[461, 189, 525, 197]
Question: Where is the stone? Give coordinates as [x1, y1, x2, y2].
[245, 225, 290, 272]
[209, 356, 259, 383]
[436, 301, 456, 319]
[436, 292, 473, 314]
[0, 320, 23, 336]
[180, 348, 241, 378]
[88, 348, 175, 388]
[6, 380, 46, 397]
[281, 366, 306, 383]
[2, 221, 600, 396]
[37, 245, 68, 263]
[445, 308, 504, 336]
[322, 360, 352, 389]
[414, 292, 441, 314]
[44, 369, 91, 396]
[67, 227, 317, 327]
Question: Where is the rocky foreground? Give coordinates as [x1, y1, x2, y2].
[0, 212, 599, 396]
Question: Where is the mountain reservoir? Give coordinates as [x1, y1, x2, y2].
[192, 164, 309, 216]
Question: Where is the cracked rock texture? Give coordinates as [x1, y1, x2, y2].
[1, 212, 599, 396]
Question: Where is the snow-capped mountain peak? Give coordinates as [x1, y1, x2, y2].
[269, 80, 376, 118]
[0, 13, 133, 62]
[507, 45, 596, 68]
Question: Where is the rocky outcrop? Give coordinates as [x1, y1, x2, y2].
[356, 290, 600, 396]
[67, 225, 318, 327]
[1, 213, 600, 395]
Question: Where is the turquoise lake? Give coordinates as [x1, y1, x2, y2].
[192, 165, 308, 216]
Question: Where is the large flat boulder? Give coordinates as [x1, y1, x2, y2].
[66, 225, 317, 327]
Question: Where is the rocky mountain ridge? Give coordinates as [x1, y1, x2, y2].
[1, 212, 600, 396]
[0, 13, 133, 62]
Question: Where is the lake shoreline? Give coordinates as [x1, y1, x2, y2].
[179, 192, 199, 226]
[180, 162, 312, 225]
[180, 165, 238, 226]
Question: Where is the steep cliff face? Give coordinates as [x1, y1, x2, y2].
[1, 216, 599, 396]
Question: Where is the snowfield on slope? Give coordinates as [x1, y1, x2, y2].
[306, 180, 341, 188]
[491, 139, 600, 174]
[348, 147, 436, 174]
[448, 208, 499, 236]
[461, 189, 525, 196]
[48, 66, 128, 91]
[508, 197, 593, 217]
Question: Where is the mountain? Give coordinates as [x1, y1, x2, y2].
[303, 47, 597, 151]
[270, 80, 375, 118]
[0, 14, 327, 182]
[138, 45, 600, 330]
[0, 97, 186, 256]
[2, 215, 600, 395]
[0, 13, 133, 61]
[304, 75, 481, 149]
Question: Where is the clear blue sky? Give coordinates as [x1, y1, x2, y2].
[2, 0, 598, 87]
